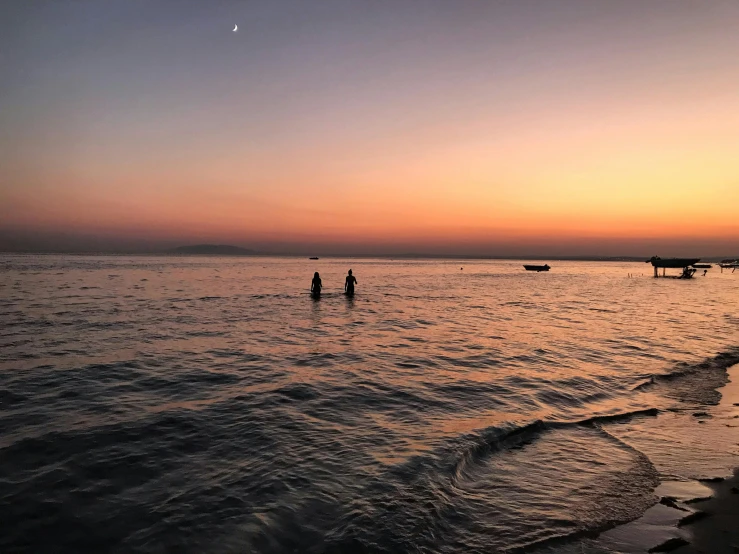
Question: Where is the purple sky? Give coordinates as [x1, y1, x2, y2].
[2, 1, 738, 256]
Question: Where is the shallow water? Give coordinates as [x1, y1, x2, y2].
[1, 255, 738, 553]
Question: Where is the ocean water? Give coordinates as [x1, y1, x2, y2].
[1, 255, 738, 553]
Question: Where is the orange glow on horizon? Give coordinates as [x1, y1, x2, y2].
[2, 2, 738, 255]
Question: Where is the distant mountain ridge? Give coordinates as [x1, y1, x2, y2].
[172, 244, 257, 255]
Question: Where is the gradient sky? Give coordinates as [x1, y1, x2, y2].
[1, 0, 738, 255]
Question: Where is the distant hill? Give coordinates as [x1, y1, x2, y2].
[172, 244, 257, 255]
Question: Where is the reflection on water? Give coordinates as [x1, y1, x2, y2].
[0, 255, 738, 552]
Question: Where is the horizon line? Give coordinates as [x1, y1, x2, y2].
[2, 249, 737, 262]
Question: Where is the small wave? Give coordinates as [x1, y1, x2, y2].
[634, 348, 739, 405]
[450, 406, 661, 485]
[274, 383, 319, 401]
[575, 407, 659, 425]
[450, 420, 547, 480]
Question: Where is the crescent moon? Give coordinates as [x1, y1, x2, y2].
[233, 24, 238, 32]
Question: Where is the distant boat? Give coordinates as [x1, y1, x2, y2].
[691, 263, 712, 269]
[646, 256, 700, 268]
[309, 257, 319, 260]
[523, 264, 550, 272]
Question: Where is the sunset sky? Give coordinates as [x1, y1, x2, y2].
[1, 0, 738, 256]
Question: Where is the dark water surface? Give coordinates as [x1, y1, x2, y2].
[1, 255, 738, 553]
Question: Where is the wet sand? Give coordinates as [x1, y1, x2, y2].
[583, 473, 739, 554]
[671, 470, 739, 554]
[654, 364, 739, 554]
[595, 364, 739, 554]
[671, 363, 739, 553]
[544, 365, 739, 554]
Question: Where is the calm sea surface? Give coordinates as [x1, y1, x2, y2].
[1, 255, 738, 553]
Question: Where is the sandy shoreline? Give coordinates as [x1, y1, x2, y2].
[651, 363, 739, 554]
[543, 364, 739, 554]
[670, 470, 739, 554]
[600, 364, 739, 554]
[671, 364, 739, 553]
[575, 471, 739, 554]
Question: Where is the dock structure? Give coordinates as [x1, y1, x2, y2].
[646, 256, 700, 279]
[719, 259, 739, 273]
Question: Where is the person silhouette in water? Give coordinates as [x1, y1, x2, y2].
[344, 269, 357, 296]
[311, 272, 322, 296]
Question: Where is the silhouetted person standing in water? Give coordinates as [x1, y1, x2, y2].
[344, 269, 357, 296]
[311, 272, 322, 297]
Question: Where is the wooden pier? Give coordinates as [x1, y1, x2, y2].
[719, 259, 738, 273]
[646, 256, 700, 279]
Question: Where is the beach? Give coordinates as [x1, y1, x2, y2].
[1, 255, 738, 553]
[548, 364, 739, 553]
[671, 470, 739, 554]
[4, 1, 739, 551]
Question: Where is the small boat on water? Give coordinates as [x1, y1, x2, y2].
[523, 264, 550, 272]
[309, 257, 319, 260]
[692, 263, 712, 269]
